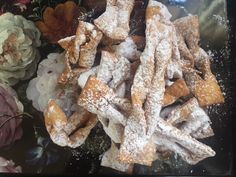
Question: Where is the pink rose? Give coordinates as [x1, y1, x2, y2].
[0, 84, 24, 148]
[15, 0, 31, 4]
[0, 157, 22, 173]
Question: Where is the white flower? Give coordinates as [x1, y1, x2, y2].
[27, 53, 77, 114]
[0, 12, 41, 85]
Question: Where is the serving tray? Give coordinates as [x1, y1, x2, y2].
[0, 0, 235, 176]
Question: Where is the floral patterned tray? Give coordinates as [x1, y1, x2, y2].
[0, 0, 235, 176]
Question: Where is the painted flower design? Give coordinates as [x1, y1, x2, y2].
[0, 12, 41, 85]
[0, 83, 24, 148]
[26, 53, 66, 112]
[26, 136, 59, 166]
[82, 0, 106, 13]
[36, 1, 87, 43]
[13, 0, 32, 12]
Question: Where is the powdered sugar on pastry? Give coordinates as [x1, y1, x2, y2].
[178, 99, 214, 139]
[111, 37, 141, 61]
[78, 67, 98, 89]
[44, 100, 97, 148]
[94, 0, 134, 40]
[39, 0, 224, 172]
[119, 1, 179, 164]
[184, 47, 224, 106]
[78, 76, 127, 125]
[163, 79, 190, 106]
[77, 22, 103, 68]
[97, 51, 130, 88]
[57, 21, 103, 84]
[154, 118, 215, 164]
[98, 116, 124, 143]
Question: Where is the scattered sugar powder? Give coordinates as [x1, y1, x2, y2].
[212, 14, 229, 31]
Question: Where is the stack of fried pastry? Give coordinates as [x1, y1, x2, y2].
[43, 0, 224, 173]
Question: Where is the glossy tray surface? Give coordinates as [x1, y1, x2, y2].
[0, 0, 235, 176]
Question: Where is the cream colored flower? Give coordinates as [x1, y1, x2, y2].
[0, 12, 41, 85]
[26, 52, 77, 112]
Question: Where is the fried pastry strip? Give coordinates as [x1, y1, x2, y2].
[44, 100, 97, 148]
[174, 16, 224, 106]
[94, 0, 135, 40]
[57, 21, 103, 84]
[174, 15, 200, 52]
[111, 36, 142, 61]
[78, 66, 98, 89]
[59, 21, 103, 67]
[78, 76, 127, 143]
[78, 76, 127, 125]
[76, 22, 103, 68]
[119, 1, 177, 164]
[163, 79, 190, 106]
[101, 142, 134, 174]
[184, 48, 224, 106]
[78, 76, 216, 165]
[79, 50, 130, 144]
[154, 118, 215, 164]
[174, 15, 200, 67]
[98, 116, 124, 144]
[179, 106, 214, 139]
[164, 98, 214, 139]
[165, 98, 197, 125]
[97, 51, 130, 88]
[166, 21, 183, 80]
[77, 50, 131, 90]
[103, 78, 190, 114]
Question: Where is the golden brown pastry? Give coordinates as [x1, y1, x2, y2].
[57, 21, 103, 84]
[97, 51, 130, 88]
[44, 100, 97, 148]
[119, 1, 177, 165]
[94, 0, 135, 40]
[174, 16, 224, 106]
[174, 15, 200, 53]
[163, 98, 214, 139]
[154, 118, 215, 165]
[78, 76, 127, 125]
[174, 15, 200, 67]
[165, 98, 197, 125]
[110, 37, 142, 62]
[101, 142, 134, 174]
[39, 0, 224, 172]
[184, 48, 224, 106]
[163, 79, 190, 106]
